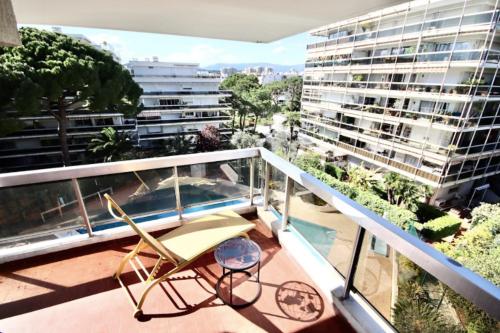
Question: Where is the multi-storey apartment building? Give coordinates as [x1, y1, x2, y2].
[0, 112, 136, 172]
[300, 0, 500, 203]
[127, 59, 232, 149]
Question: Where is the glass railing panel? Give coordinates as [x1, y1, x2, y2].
[78, 168, 176, 230]
[269, 166, 287, 214]
[0, 180, 84, 249]
[177, 158, 252, 210]
[353, 230, 499, 331]
[287, 182, 358, 277]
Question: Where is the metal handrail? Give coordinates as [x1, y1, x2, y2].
[0, 148, 260, 188]
[258, 147, 499, 321]
[0, 147, 498, 321]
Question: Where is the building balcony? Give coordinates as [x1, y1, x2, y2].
[137, 116, 231, 125]
[306, 10, 497, 50]
[0, 148, 498, 332]
[0, 123, 137, 139]
[141, 104, 231, 111]
[141, 90, 232, 96]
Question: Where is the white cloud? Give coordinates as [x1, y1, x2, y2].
[162, 44, 238, 67]
[272, 46, 286, 54]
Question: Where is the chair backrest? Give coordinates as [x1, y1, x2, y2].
[103, 193, 178, 264]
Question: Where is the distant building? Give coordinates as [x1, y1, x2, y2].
[220, 67, 238, 78]
[127, 59, 232, 149]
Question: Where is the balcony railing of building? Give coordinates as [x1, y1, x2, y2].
[303, 79, 500, 97]
[306, 10, 498, 50]
[301, 96, 500, 130]
[0, 147, 498, 331]
[137, 116, 232, 125]
[141, 90, 231, 96]
[131, 74, 221, 79]
[300, 127, 500, 185]
[141, 103, 231, 110]
[0, 123, 137, 138]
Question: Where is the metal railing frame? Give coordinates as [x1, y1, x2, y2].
[0, 147, 498, 321]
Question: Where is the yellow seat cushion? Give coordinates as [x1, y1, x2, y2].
[158, 210, 255, 263]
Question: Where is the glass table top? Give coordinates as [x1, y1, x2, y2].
[214, 237, 261, 270]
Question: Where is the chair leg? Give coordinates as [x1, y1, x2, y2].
[135, 265, 183, 313]
[114, 239, 146, 279]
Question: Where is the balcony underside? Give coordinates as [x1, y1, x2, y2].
[0, 213, 354, 333]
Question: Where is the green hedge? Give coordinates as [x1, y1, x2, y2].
[421, 215, 461, 241]
[415, 202, 446, 222]
[304, 166, 418, 230]
[324, 163, 346, 180]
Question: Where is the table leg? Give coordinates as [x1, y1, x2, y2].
[257, 261, 260, 282]
[229, 270, 233, 305]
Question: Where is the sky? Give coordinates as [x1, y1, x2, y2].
[23, 25, 319, 67]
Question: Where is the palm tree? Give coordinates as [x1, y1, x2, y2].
[384, 172, 430, 211]
[88, 127, 133, 162]
[283, 111, 301, 141]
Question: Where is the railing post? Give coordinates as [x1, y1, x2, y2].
[71, 178, 93, 237]
[263, 161, 271, 210]
[342, 226, 366, 299]
[281, 176, 293, 231]
[173, 166, 182, 221]
[249, 157, 255, 206]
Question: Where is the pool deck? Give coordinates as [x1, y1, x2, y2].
[0, 214, 354, 333]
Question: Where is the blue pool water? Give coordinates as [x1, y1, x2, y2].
[270, 208, 336, 258]
[78, 199, 244, 233]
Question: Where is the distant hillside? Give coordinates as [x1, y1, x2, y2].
[204, 63, 304, 72]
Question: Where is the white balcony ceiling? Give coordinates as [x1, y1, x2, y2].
[12, 0, 404, 42]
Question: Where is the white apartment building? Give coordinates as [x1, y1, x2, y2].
[301, 0, 500, 203]
[127, 59, 232, 148]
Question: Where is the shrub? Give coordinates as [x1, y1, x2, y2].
[471, 203, 500, 227]
[302, 166, 418, 230]
[415, 202, 446, 223]
[294, 152, 322, 171]
[436, 207, 499, 332]
[324, 163, 346, 180]
[421, 215, 461, 241]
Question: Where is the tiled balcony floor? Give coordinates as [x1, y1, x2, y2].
[0, 213, 354, 333]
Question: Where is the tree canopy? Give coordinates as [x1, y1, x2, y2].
[0, 27, 142, 165]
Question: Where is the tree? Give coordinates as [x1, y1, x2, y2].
[230, 130, 261, 149]
[0, 28, 142, 166]
[470, 203, 500, 227]
[245, 87, 273, 132]
[283, 111, 301, 140]
[347, 163, 379, 191]
[267, 131, 299, 162]
[383, 172, 431, 212]
[88, 127, 133, 162]
[220, 73, 260, 132]
[282, 76, 303, 112]
[197, 125, 221, 152]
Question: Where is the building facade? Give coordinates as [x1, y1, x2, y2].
[300, 0, 500, 203]
[127, 59, 232, 148]
[0, 112, 135, 172]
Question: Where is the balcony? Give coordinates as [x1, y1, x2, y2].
[0, 148, 498, 332]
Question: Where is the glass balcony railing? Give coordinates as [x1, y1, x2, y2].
[306, 10, 497, 50]
[0, 148, 498, 331]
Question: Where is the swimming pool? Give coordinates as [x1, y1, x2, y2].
[269, 208, 337, 258]
[77, 184, 247, 233]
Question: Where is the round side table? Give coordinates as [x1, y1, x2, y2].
[214, 237, 262, 308]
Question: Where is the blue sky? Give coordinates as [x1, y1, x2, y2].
[24, 25, 319, 67]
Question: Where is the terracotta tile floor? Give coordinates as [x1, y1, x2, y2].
[0, 214, 354, 333]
